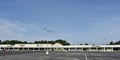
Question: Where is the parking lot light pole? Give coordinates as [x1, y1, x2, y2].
[46, 41, 49, 54]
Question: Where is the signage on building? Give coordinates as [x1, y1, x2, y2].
[92, 45, 101, 48]
[19, 44, 25, 47]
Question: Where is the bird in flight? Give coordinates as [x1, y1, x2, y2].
[43, 28, 52, 32]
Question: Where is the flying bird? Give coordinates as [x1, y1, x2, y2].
[43, 28, 52, 32]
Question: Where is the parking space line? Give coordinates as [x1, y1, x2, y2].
[84, 53, 88, 60]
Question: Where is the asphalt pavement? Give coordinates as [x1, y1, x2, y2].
[0, 51, 120, 60]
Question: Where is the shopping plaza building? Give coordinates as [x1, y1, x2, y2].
[0, 43, 120, 52]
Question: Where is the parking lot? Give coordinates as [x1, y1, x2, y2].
[0, 51, 120, 60]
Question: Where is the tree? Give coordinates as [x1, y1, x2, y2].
[1, 40, 28, 45]
[114, 40, 120, 45]
[80, 44, 83, 45]
[92, 44, 95, 45]
[109, 41, 114, 45]
[55, 39, 70, 45]
[85, 43, 89, 45]
[0, 40, 1, 44]
[109, 40, 120, 45]
[23, 41, 28, 44]
[0, 39, 70, 45]
[48, 41, 55, 44]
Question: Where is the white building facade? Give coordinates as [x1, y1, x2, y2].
[0, 43, 120, 52]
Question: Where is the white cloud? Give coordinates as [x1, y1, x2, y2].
[0, 19, 55, 40]
[0, 19, 26, 37]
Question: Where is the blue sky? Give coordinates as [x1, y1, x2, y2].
[0, 0, 120, 44]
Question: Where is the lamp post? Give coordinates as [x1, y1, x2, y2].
[43, 28, 52, 54]
[46, 41, 49, 54]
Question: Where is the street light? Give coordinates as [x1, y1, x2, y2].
[43, 27, 51, 54]
[46, 41, 49, 54]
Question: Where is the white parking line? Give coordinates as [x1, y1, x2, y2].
[74, 58, 80, 60]
[84, 53, 88, 60]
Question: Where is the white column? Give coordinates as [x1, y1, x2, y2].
[13, 47, 15, 51]
[3, 48, 5, 51]
[23, 47, 24, 51]
[96, 47, 98, 51]
[28, 48, 29, 51]
[89, 47, 91, 51]
[104, 47, 106, 52]
[111, 47, 113, 51]
[75, 47, 77, 51]
[69, 48, 70, 51]
[18, 48, 19, 51]
[82, 48, 83, 51]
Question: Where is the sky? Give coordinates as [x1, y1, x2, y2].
[0, 0, 120, 44]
